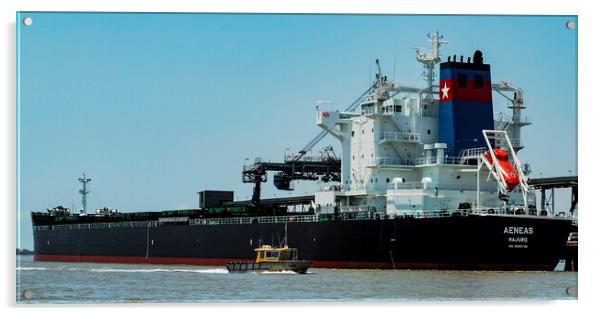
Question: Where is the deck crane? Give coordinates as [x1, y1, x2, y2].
[242, 59, 430, 207]
[242, 86, 374, 207]
[491, 81, 530, 151]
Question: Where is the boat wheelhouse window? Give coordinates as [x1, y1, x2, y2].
[458, 73, 468, 88]
[395, 105, 402, 112]
[474, 74, 484, 89]
[352, 131, 355, 137]
[386, 178, 390, 183]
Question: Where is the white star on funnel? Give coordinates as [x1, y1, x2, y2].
[441, 82, 450, 99]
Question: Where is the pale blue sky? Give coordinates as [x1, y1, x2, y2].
[17, 13, 577, 249]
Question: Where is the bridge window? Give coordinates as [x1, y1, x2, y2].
[474, 75, 484, 89]
[458, 73, 468, 88]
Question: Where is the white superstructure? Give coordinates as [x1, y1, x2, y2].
[313, 33, 533, 217]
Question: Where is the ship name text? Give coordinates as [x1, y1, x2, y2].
[503, 226, 534, 235]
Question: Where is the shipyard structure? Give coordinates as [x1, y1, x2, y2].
[31, 33, 577, 270]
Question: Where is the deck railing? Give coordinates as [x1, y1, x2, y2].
[382, 132, 420, 142]
[33, 207, 574, 231]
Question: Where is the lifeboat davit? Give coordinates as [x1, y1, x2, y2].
[483, 149, 520, 192]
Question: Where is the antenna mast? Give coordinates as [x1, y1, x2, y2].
[78, 173, 92, 214]
[414, 31, 447, 100]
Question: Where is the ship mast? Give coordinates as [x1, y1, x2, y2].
[78, 173, 92, 214]
[414, 31, 447, 100]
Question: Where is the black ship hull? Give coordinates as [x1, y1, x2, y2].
[32, 214, 572, 270]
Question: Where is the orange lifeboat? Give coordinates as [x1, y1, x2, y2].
[483, 149, 520, 192]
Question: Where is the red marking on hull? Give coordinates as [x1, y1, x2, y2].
[33, 255, 555, 271]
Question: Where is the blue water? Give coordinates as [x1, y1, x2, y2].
[16, 255, 577, 303]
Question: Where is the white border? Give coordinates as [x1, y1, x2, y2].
[3, 1, 599, 315]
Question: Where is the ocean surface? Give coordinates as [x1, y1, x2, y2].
[16, 255, 577, 303]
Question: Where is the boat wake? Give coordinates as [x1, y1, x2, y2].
[16, 267, 48, 271]
[17, 266, 229, 274]
[90, 268, 229, 274]
[258, 270, 302, 275]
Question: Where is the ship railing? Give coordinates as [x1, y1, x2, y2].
[34, 208, 573, 232]
[387, 181, 426, 190]
[401, 207, 575, 219]
[189, 214, 321, 226]
[284, 153, 327, 163]
[362, 105, 438, 118]
[512, 114, 531, 124]
[374, 157, 414, 166]
[414, 156, 471, 166]
[339, 205, 375, 213]
[382, 132, 421, 142]
[189, 211, 378, 226]
[458, 147, 488, 160]
[43, 220, 160, 231]
[386, 181, 497, 191]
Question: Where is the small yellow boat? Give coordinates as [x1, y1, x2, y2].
[226, 245, 312, 274]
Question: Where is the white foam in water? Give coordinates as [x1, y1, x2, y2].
[259, 270, 299, 275]
[16, 267, 48, 271]
[88, 267, 229, 274]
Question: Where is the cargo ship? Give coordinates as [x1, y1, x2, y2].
[31, 33, 576, 270]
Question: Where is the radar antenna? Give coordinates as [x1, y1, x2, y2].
[413, 31, 447, 100]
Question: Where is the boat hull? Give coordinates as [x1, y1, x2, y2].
[226, 260, 312, 274]
[32, 215, 573, 271]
